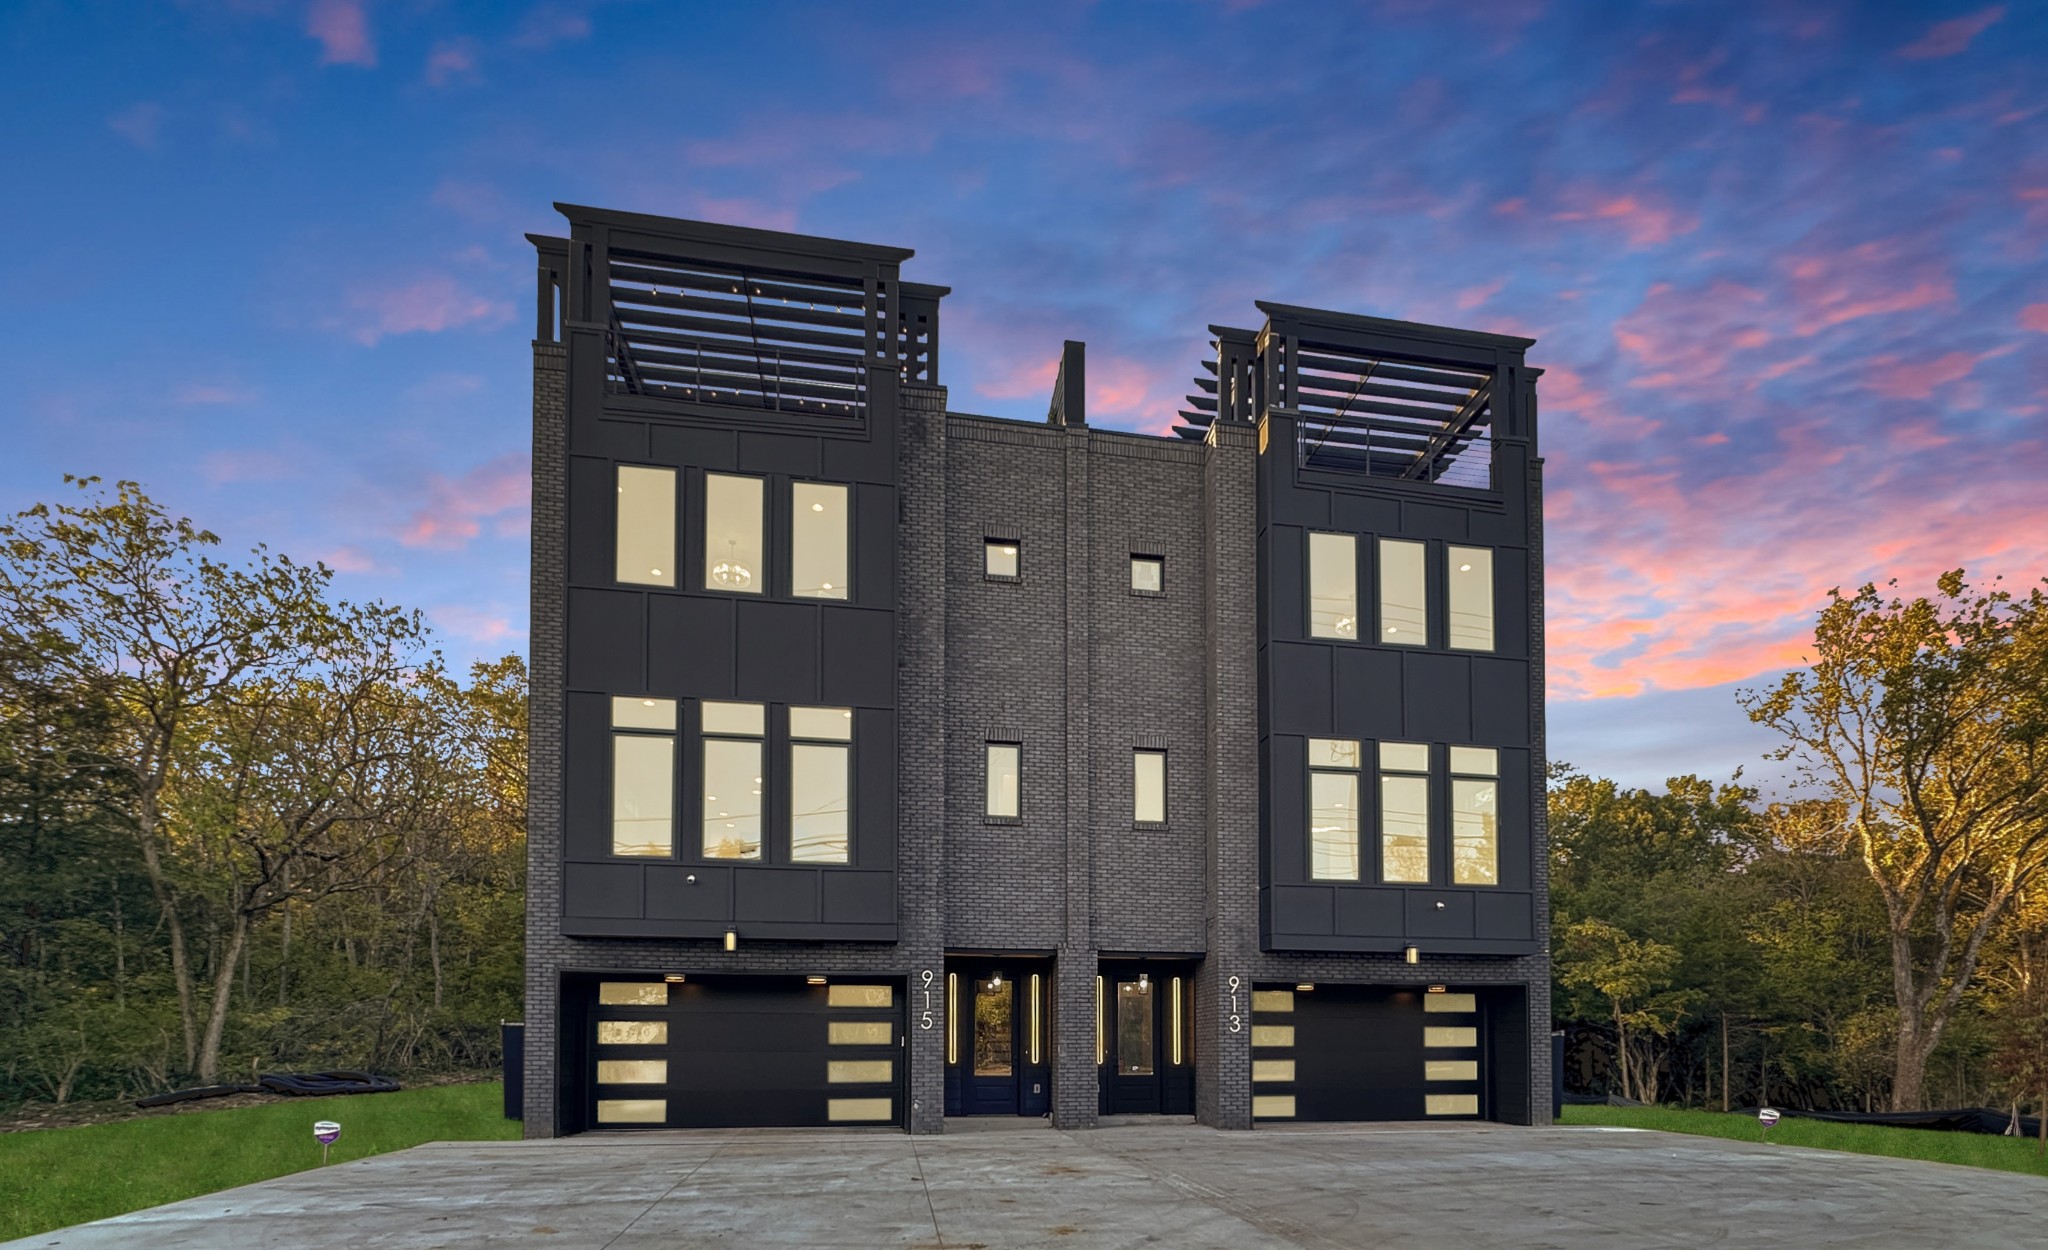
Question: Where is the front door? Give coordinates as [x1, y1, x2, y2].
[943, 959, 1052, 1116]
[1098, 962, 1195, 1115]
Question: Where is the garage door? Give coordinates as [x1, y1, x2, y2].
[1249, 985, 1484, 1122]
[582, 975, 902, 1129]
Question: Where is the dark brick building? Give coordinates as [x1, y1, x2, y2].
[524, 204, 1550, 1136]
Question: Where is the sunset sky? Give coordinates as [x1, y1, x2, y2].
[3, 1, 2044, 791]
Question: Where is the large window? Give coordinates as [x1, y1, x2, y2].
[615, 466, 675, 587]
[1379, 539, 1427, 646]
[703, 474, 764, 594]
[792, 483, 850, 600]
[1134, 750, 1167, 824]
[1447, 546, 1494, 651]
[1379, 741, 1430, 883]
[701, 701, 764, 859]
[1308, 532, 1357, 639]
[790, 706, 853, 863]
[986, 743, 1021, 819]
[611, 697, 676, 857]
[1308, 738, 1361, 880]
[1450, 746, 1499, 885]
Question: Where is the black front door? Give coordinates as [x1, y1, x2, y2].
[944, 959, 1052, 1116]
[1098, 962, 1195, 1115]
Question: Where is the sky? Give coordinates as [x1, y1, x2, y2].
[2, 0, 2044, 793]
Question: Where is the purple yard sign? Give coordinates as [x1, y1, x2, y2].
[1758, 1109, 1781, 1130]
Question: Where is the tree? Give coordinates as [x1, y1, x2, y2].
[0, 478, 412, 1080]
[1556, 918, 1695, 1101]
[1741, 572, 2048, 1110]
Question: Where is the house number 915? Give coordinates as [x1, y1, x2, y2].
[918, 969, 936, 1030]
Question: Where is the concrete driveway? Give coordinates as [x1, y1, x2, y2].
[11, 1121, 2045, 1249]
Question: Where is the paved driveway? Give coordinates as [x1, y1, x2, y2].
[12, 1121, 2045, 1249]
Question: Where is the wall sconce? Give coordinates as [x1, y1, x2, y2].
[1137, 972, 1149, 991]
[1427, 984, 1447, 994]
[806, 975, 827, 985]
[1295, 983, 1314, 993]
[1403, 945, 1419, 965]
[664, 974, 687, 984]
[724, 928, 737, 953]
[990, 972, 1003, 989]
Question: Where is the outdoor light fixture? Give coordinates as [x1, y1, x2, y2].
[1295, 983, 1314, 992]
[1427, 985, 1447, 994]
[664, 974, 687, 984]
[1404, 946, 1419, 964]
[806, 975, 827, 985]
[990, 972, 1002, 988]
[724, 928, 737, 953]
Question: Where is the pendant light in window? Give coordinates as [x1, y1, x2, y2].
[710, 539, 752, 590]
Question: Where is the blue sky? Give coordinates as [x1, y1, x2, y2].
[3, 0, 2044, 790]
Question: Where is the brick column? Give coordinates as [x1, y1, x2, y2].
[523, 340, 568, 1139]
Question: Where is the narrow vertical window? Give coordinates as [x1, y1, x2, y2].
[1130, 554, 1163, 594]
[1307, 738, 1361, 881]
[1379, 741, 1431, 883]
[615, 466, 675, 587]
[1447, 547, 1494, 652]
[1308, 532, 1357, 639]
[1379, 538, 1427, 645]
[703, 474, 764, 594]
[611, 697, 676, 857]
[701, 701, 765, 859]
[1134, 750, 1167, 824]
[792, 482, 850, 600]
[1450, 746, 1500, 886]
[790, 706, 853, 864]
[984, 539, 1020, 580]
[986, 743, 1021, 819]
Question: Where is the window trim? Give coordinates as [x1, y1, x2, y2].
[984, 741, 1022, 822]
[1377, 538, 1428, 648]
[1446, 545, 1495, 653]
[1306, 531, 1359, 641]
[613, 464, 677, 589]
[1377, 740, 1432, 885]
[789, 705, 854, 865]
[1133, 748, 1168, 827]
[1449, 744, 1501, 888]
[609, 697, 677, 860]
[1306, 737, 1362, 882]
[702, 472, 767, 596]
[791, 481, 852, 602]
[1130, 553, 1165, 597]
[983, 538, 1022, 583]
[700, 700, 766, 862]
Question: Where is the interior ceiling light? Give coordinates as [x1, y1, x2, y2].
[710, 540, 752, 589]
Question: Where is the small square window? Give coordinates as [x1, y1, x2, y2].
[1130, 555, 1163, 594]
[985, 539, 1020, 580]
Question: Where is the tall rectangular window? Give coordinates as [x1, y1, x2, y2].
[1447, 547, 1494, 652]
[615, 466, 675, 587]
[704, 474, 764, 594]
[1380, 741, 1431, 883]
[790, 706, 853, 864]
[1308, 532, 1357, 639]
[792, 482, 850, 600]
[1450, 746, 1499, 886]
[1134, 750, 1167, 824]
[702, 701, 764, 859]
[986, 743, 1021, 819]
[611, 697, 676, 857]
[1379, 539, 1427, 645]
[1307, 738, 1361, 880]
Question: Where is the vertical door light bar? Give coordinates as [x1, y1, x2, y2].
[1171, 977, 1184, 1065]
[1095, 976, 1106, 1065]
[1030, 973, 1042, 1064]
[947, 972, 959, 1065]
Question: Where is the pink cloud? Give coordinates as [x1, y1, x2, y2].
[1780, 243, 1953, 335]
[397, 454, 531, 550]
[1864, 351, 1985, 400]
[340, 274, 513, 345]
[1455, 278, 1506, 310]
[974, 354, 1060, 402]
[1552, 189, 1699, 247]
[425, 39, 479, 87]
[684, 197, 798, 233]
[2022, 304, 2048, 333]
[1897, 7, 2005, 60]
[108, 102, 164, 148]
[307, 0, 375, 67]
[429, 605, 527, 644]
[319, 545, 382, 574]
[1088, 356, 1176, 430]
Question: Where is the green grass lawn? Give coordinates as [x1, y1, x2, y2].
[1562, 1104, 2048, 1179]
[0, 1080, 520, 1242]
